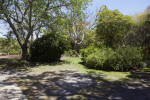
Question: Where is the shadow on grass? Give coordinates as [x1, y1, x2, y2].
[9, 70, 150, 100]
[0, 58, 71, 71]
[1, 57, 150, 100]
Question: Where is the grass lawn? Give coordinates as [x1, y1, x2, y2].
[1, 57, 150, 100]
[27, 57, 131, 81]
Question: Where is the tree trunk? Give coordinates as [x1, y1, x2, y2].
[21, 44, 28, 59]
[75, 43, 79, 54]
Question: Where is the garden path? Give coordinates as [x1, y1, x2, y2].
[0, 70, 27, 100]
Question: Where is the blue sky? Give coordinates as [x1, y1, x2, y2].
[0, 0, 150, 37]
[89, 0, 150, 16]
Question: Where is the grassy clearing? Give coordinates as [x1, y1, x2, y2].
[27, 57, 131, 81]
[1, 57, 147, 81]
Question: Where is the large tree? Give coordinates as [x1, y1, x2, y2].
[129, 6, 150, 56]
[96, 5, 133, 48]
[0, 0, 91, 58]
[63, 9, 94, 53]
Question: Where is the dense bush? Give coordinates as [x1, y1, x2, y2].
[80, 46, 99, 61]
[85, 48, 114, 70]
[63, 50, 79, 57]
[30, 32, 68, 62]
[113, 46, 143, 71]
[83, 46, 143, 71]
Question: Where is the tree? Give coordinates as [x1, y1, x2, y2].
[80, 29, 95, 49]
[96, 5, 133, 48]
[130, 6, 150, 59]
[0, 0, 91, 58]
[63, 10, 94, 53]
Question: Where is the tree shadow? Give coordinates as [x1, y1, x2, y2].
[9, 69, 150, 100]
[0, 58, 70, 71]
[1, 57, 150, 100]
[107, 71, 150, 100]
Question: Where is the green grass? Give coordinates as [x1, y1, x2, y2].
[65, 57, 131, 81]
[27, 57, 131, 81]
[2, 57, 147, 81]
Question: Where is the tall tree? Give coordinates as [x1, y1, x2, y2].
[0, 0, 91, 58]
[134, 6, 150, 53]
[96, 5, 133, 48]
[64, 10, 94, 53]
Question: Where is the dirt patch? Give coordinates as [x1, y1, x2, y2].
[60, 56, 71, 60]
[0, 55, 21, 59]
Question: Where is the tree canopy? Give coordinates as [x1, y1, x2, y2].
[0, 0, 92, 58]
[96, 5, 133, 48]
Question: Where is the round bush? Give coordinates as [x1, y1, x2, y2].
[30, 32, 68, 62]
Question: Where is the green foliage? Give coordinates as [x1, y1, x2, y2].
[64, 50, 79, 57]
[110, 46, 143, 71]
[85, 48, 114, 70]
[80, 30, 95, 49]
[84, 46, 143, 71]
[96, 5, 133, 48]
[0, 32, 21, 55]
[30, 32, 68, 62]
[80, 46, 99, 61]
[0, 0, 92, 58]
[126, 7, 150, 60]
[9, 49, 21, 55]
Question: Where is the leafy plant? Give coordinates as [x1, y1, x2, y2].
[80, 46, 99, 61]
[30, 32, 68, 62]
[84, 46, 143, 71]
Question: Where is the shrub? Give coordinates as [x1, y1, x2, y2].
[63, 50, 79, 57]
[10, 49, 21, 55]
[85, 48, 114, 70]
[84, 46, 143, 71]
[80, 46, 99, 61]
[111, 46, 143, 71]
[30, 32, 68, 62]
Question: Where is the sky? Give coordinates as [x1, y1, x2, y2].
[89, 0, 150, 16]
[0, 0, 150, 38]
